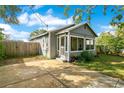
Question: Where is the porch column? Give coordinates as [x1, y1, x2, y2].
[84, 38, 86, 51]
[48, 32, 51, 58]
[67, 32, 70, 62]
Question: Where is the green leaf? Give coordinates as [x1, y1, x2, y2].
[116, 14, 123, 21]
[64, 6, 70, 17]
[103, 5, 107, 15]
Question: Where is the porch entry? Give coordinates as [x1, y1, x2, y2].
[57, 35, 95, 61]
[59, 36, 66, 60]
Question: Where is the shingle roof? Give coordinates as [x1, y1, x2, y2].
[30, 23, 97, 40]
[30, 24, 75, 40]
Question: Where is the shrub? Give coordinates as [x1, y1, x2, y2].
[70, 56, 78, 62]
[78, 51, 95, 62]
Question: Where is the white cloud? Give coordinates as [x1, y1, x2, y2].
[33, 5, 43, 10]
[18, 12, 29, 24]
[46, 8, 53, 14]
[97, 25, 117, 36]
[0, 24, 30, 41]
[100, 25, 116, 32]
[97, 32, 101, 36]
[18, 12, 74, 27]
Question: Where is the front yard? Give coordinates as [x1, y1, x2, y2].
[74, 54, 124, 80]
[0, 55, 47, 66]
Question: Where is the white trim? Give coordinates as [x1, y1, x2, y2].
[30, 32, 48, 40]
[67, 32, 70, 62]
[70, 35, 84, 52]
[65, 50, 84, 52]
[85, 38, 95, 51]
[70, 35, 84, 38]
[65, 49, 95, 53]
[85, 37, 95, 39]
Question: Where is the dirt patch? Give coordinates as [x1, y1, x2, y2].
[0, 55, 47, 66]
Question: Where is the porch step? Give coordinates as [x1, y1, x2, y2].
[56, 58, 63, 62]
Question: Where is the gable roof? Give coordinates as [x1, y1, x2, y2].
[49, 24, 75, 32]
[30, 23, 97, 40]
[30, 24, 75, 40]
[30, 32, 48, 40]
[56, 23, 97, 37]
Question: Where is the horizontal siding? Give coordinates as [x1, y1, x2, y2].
[70, 25, 96, 38]
[31, 34, 49, 57]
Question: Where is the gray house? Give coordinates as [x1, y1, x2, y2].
[30, 23, 97, 61]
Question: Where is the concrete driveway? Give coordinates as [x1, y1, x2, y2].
[0, 60, 124, 88]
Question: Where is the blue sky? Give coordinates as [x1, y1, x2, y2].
[0, 5, 117, 41]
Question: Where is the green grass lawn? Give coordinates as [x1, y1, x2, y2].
[74, 54, 124, 80]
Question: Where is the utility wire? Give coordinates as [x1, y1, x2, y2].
[29, 6, 48, 30]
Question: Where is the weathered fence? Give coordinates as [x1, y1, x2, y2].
[0, 40, 41, 58]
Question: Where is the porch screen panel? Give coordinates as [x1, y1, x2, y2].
[78, 38, 84, 50]
[61, 37, 64, 46]
[71, 37, 77, 51]
[65, 37, 67, 51]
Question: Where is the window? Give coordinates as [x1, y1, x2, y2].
[71, 37, 77, 51]
[86, 39, 90, 50]
[78, 38, 84, 50]
[66, 37, 67, 51]
[46, 38, 48, 48]
[61, 37, 64, 46]
[86, 39, 94, 50]
[57, 37, 59, 50]
[42, 38, 44, 48]
[91, 39, 94, 49]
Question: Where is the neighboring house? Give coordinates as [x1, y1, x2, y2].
[30, 23, 97, 61]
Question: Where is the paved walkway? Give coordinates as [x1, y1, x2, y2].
[0, 60, 124, 88]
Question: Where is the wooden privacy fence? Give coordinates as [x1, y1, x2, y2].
[0, 40, 41, 58]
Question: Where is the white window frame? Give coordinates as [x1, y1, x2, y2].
[69, 35, 84, 53]
[85, 38, 95, 51]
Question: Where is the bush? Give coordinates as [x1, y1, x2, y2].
[78, 51, 95, 62]
[70, 56, 78, 62]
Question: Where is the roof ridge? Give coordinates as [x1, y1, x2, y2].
[48, 23, 75, 32]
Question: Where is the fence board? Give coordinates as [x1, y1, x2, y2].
[0, 40, 41, 58]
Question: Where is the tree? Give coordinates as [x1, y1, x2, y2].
[30, 29, 47, 38]
[0, 28, 5, 60]
[0, 28, 4, 40]
[63, 5, 124, 27]
[96, 25, 124, 55]
[114, 27, 124, 50]
[0, 5, 21, 24]
[0, 5, 22, 60]
[96, 32, 114, 46]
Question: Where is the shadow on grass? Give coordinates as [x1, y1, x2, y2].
[74, 54, 124, 80]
